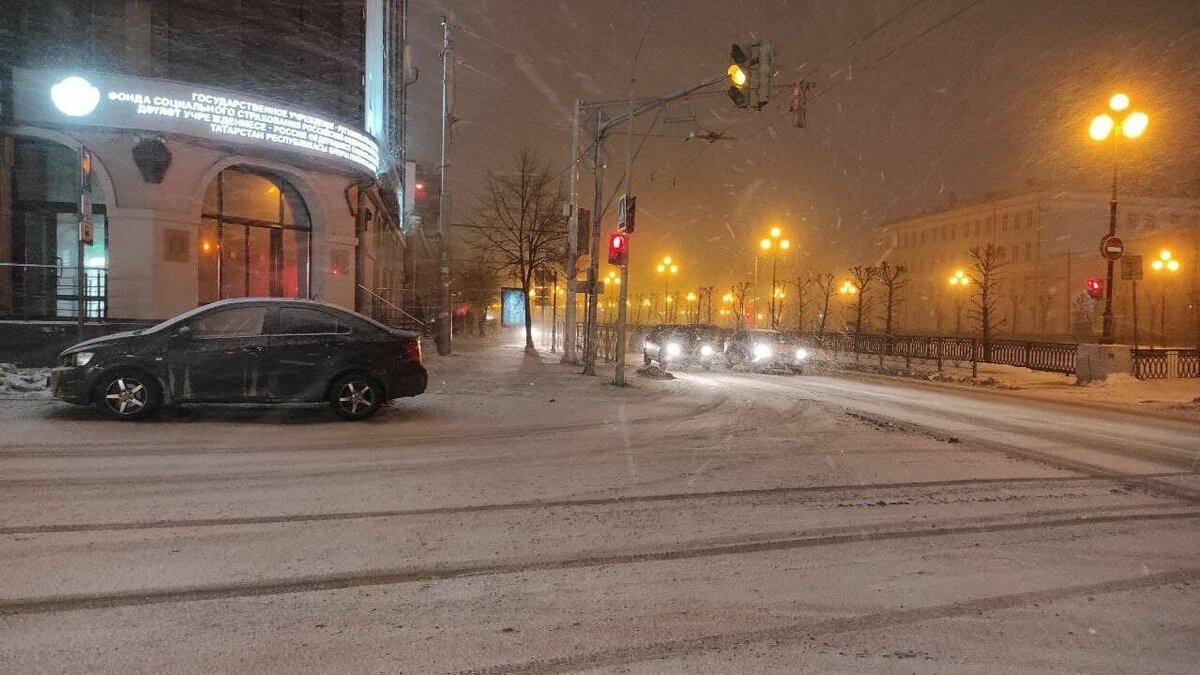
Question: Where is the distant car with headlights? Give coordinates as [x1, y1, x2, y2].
[50, 298, 427, 421]
[723, 328, 809, 373]
[643, 324, 725, 370]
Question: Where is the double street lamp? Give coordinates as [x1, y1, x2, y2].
[1089, 92, 1149, 343]
[1151, 249, 1181, 344]
[759, 227, 791, 328]
[655, 256, 679, 323]
[947, 269, 969, 334]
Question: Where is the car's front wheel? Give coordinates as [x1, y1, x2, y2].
[95, 369, 162, 421]
[330, 373, 384, 420]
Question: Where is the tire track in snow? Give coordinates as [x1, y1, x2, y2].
[3, 508, 1196, 617]
[3, 473, 1181, 535]
[448, 566, 1200, 675]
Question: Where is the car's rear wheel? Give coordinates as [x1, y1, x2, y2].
[330, 373, 384, 420]
[95, 370, 161, 421]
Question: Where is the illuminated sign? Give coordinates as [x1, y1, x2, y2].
[12, 68, 379, 174]
[500, 287, 526, 327]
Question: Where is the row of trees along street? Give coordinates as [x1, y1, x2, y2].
[446, 147, 1015, 358]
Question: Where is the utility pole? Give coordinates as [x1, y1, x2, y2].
[436, 17, 452, 354]
[582, 109, 604, 376]
[561, 99, 581, 364]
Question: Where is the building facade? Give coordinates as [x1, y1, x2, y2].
[0, 0, 410, 334]
[874, 191, 1200, 345]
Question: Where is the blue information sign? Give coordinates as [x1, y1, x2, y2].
[500, 287, 525, 327]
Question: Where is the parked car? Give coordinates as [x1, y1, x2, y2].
[643, 324, 725, 370]
[50, 298, 427, 420]
[723, 328, 810, 373]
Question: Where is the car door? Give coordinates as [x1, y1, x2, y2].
[264, 305, 353, 401]
[167, 305, 269, 402]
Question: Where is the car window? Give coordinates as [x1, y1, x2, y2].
[189, 307, 266, 338]
[276, 307, 350, 335]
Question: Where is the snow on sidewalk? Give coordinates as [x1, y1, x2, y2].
[813, 351, 1200, 416]
[0, 363, 51, 399]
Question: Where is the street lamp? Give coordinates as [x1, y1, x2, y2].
[759, 227, 791, 328]
[1150, 249, 1181, 344]
[1089, 92, 1149, 343]
[655, 256, 679, 323]
[947, 269, 969, 334]
[685, 291, 698, 324]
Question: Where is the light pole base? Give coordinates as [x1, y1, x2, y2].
[1075, 343, 1133, 384]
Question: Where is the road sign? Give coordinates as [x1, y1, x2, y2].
[1100, 234, 1124, 261]
[617, 195, 636, 233]
[1121, 254, 1143, 281]
[78, 215, 94, 246]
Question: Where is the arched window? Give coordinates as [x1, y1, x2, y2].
[198, 167, 310, 304]
[2, 136, 107, 319]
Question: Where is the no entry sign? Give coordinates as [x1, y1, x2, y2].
[1100, 235, 1124, 261]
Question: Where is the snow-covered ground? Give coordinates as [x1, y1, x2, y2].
[0, 363, 50, 399]
[2, 336, 1198, 673]
[811, 350, 1200, 416]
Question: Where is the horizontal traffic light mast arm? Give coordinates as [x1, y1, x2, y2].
[585, 73, 732, 138]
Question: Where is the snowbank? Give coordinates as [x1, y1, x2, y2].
[0, 363, 51, 398]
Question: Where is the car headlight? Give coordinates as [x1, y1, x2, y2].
[752, 344, 773, 361]
[700, 344, 714, 357]
[665, 342, 682, 358]
[71, 352, 95, 366]
[794, 348, 809, 361]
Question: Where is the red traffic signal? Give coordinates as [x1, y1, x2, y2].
[1085, 277, 1103, 300]
[607, 232, 628, 266]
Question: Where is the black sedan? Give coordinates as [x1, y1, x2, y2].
[50, 298, 427, 420]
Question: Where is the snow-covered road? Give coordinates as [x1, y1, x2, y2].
[2, 341, 1198, 673]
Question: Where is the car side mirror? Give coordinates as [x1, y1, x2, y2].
[172, 325, 193, 341]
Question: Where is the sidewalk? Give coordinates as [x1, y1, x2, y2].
[811, 350, 1200, 419]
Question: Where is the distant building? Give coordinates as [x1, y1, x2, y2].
[873, 191, 1200, 344]
[0, 0, 411, 333]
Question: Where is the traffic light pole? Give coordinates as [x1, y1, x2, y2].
[578, 73, 730, 376]
[1100, 159, 1118, 344]
[561, 99, 582, 365]
[582, 109, 605, 377]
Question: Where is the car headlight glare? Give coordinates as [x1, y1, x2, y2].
[795, 348, 809, 361]
[700, 344, 714, 357]
[72, 352, 95, 366]
[753, 344, 773, 361]
[665, 342, 682, 357]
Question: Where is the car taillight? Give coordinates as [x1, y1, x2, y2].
[402, 339, 422, 364]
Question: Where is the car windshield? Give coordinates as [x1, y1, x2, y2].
[5, 3, 1197, 674]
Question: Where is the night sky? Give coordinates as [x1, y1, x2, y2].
[405, 0, 1200, 291]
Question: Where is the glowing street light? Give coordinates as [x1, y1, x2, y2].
[839, 280, 858, 295]
[759, 226, 792, 328]
[1150, 249, 1182, 343]
[655, 256, 679, 322]
[947, 269, 969, 333]
[1088, 92, 1150, 344]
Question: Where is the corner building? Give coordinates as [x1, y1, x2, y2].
[0, 0, 406, 338]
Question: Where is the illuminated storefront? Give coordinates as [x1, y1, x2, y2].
[1, 67, 393, 323]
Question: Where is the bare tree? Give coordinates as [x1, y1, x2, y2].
[792, 276, 813, 333]
[700, 283, 715, 324]
[849, 265, 879, 351]
[813, 273, 836, 335]
[877, 262, 907, 336]
[457, 254, 500, 336]
[1008, 292, 1023, 334]
[470, 150, 565, 353]
[1036, 293, 1054, 334]
[967, 244, 1007, 360]
[731, 281, 754, 329]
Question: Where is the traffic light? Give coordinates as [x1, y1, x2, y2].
[607, 232, 628, 266]
[1085, 277, 1103, 300]
[727, 41, 774, 110]
[727, 44, 750, 108]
